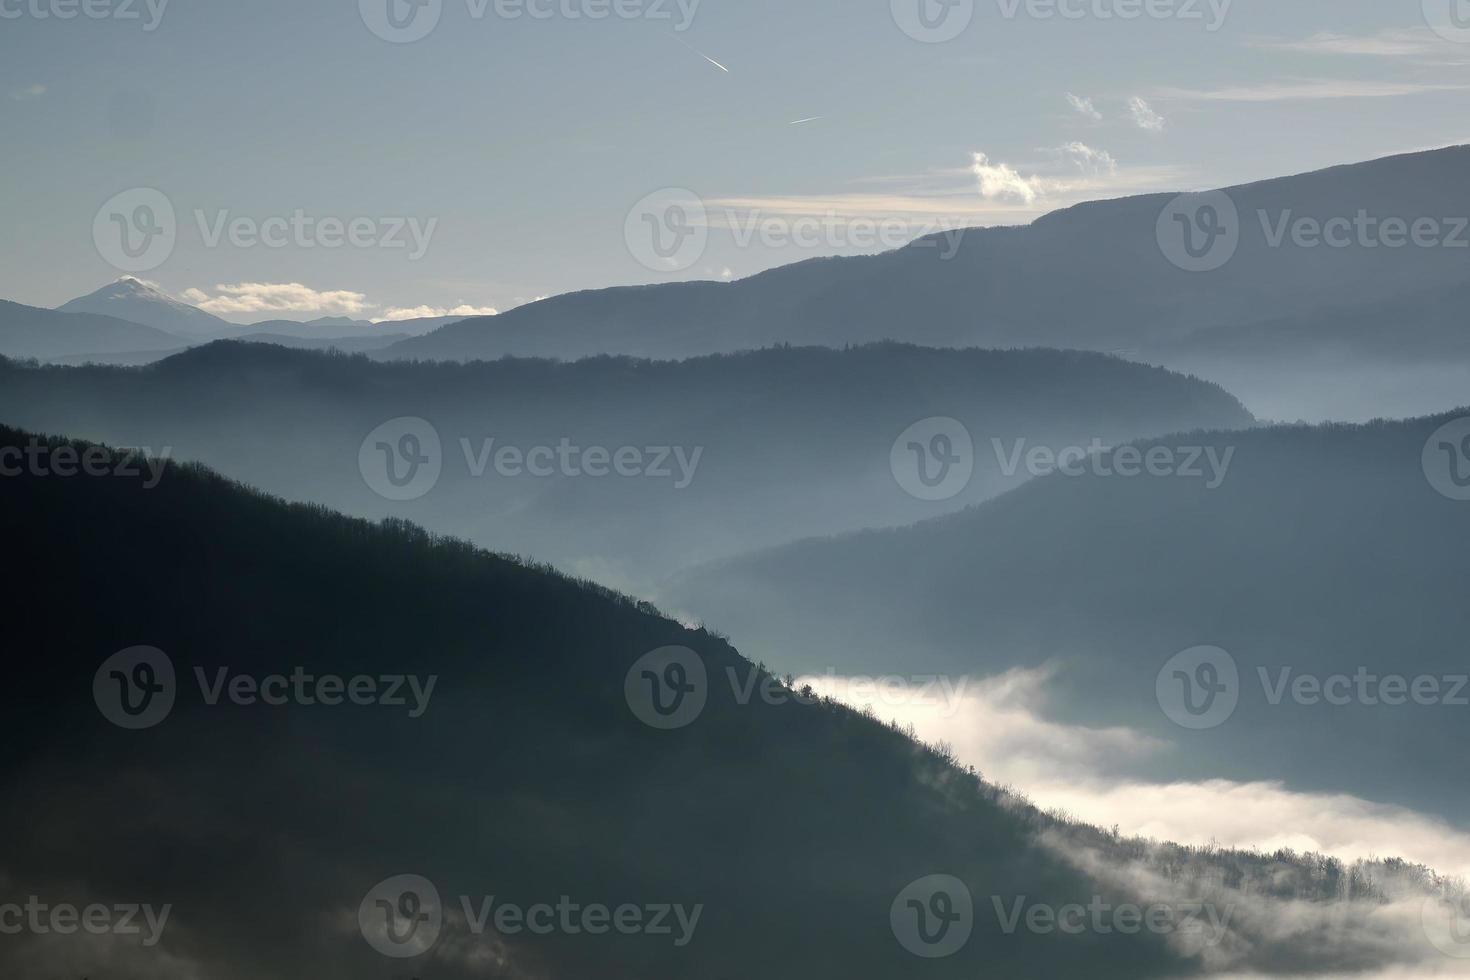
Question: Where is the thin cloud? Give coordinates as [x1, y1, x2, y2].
[377, 304, 498, 321]
[1154, 79, 1469, 102]
[1066, 92, 1103, 120]
[180, 283, 374, 316]
[1248, 27, 1448, 58]
[1050, 141, 1119, 176]
[1129, 96, 1166, 131]
[9, 83, 46, 102]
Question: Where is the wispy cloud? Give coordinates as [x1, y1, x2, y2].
[1154, 78, 1469, 102]
[1248, 27, 1452, 59]
[1066, 92, 1103, 120]
[378, 303, 498, 321]
[180, 282, 374, 316]
[1128, 96, 1166, 131]
[1050, 141, 1119, 176]
[806, 665, 1470, 883]
[10, 83, 46, 102]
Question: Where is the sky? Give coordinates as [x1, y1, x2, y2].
[2, 0, 1469, 321]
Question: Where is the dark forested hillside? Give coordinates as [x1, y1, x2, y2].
[670, 411, 1470, 824]
[0, 425, 1455, 980]
[0, 341, 1252, 591]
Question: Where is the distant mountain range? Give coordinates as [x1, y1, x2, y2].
[0, 278, 461, 362]
[669, 410, 1470, 824]
[0, 422, 1454, 979]
[0, 298, 185, 361]
[0, 341, 1252, 591]
[383, 146, 1470, 370]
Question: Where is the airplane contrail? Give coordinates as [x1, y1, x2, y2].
[789, 116, 824, 125]
[672, 35, 730, 72]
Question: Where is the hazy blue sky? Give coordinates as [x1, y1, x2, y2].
[2, 0, 1468, 320]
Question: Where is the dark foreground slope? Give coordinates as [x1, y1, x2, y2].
[0, 424, 1183, 980]
[671, 411, 1470, 823]
[0, 426, 1459, 979]
[0, 342, 1253, 589]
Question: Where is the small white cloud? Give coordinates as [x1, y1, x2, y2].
[1128, 96, 1166, 132]
[377, 304, 498, 322]
[1051, 141, 1119, 176]
[182, 282, 374, 316]
[971, 152, 1047, 204]
[1065, 92, 1102, 120]
[10, 83, 46, 102]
